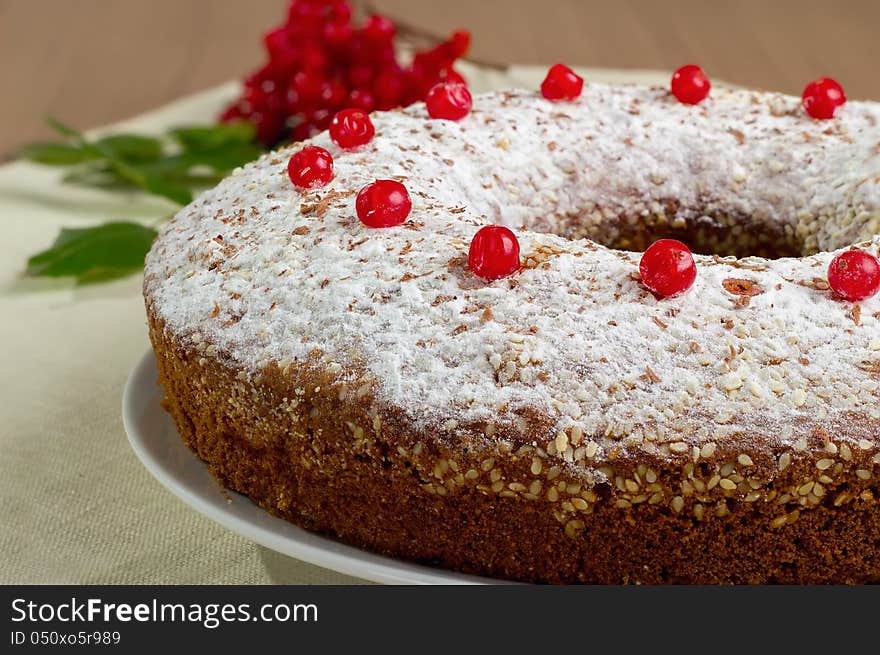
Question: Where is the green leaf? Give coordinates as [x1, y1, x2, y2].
[46, 116, 86, 142]
[170, 122, 256, 151]
[62, 166, 136, 190]
[151, 143, 262, 176]
[46, 117, 112, 163]
[26, 222, 158, 282]
[136, 168, 193, 205]
[30, 117, 263, 206]
[96, 156, 193, 205]
[16, 117, 270, 286]
[18, 142, 96, 165]
[95, 134, 163, 162]
[185, 142, 263, 170]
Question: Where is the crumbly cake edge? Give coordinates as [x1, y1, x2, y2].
[147, 302, 880, 583]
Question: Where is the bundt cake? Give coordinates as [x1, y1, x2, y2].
[144, 71, 880, 583]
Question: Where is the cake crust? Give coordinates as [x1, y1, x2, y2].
[148, 307, 880, 584]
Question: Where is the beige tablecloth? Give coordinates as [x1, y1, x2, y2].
[0, 65, 667, 584]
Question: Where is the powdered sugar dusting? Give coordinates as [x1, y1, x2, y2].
[145, 85, 880, 464]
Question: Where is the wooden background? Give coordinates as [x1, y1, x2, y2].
[2, 0, 879, 155]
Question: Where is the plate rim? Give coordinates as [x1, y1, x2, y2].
[123, 348, 511, 585]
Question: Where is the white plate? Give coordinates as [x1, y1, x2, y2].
[123, 349, 507, 585]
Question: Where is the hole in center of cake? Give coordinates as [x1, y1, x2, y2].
[528, 208, 806, 259]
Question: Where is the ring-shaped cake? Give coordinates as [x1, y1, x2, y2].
[145, 82, 880, 583]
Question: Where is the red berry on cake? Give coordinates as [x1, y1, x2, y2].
[540, 64, 584, 101]
[671, 65, 711, 105]
[802, 77, 847, 120]
[287, 145, 334, 189]
[356, 180, 412, 228]
[329, 108, 376, 149]
[639, 239, 697, 297]
[827, 249, 880, 301]
[468, 226, 521, 280]
[425, 82, 473, 120]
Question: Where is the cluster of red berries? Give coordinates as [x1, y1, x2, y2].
[287, 59, 877, 302]
[220, 0, 470, 145]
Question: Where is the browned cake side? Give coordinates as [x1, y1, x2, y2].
[148, 308, 880, 584]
